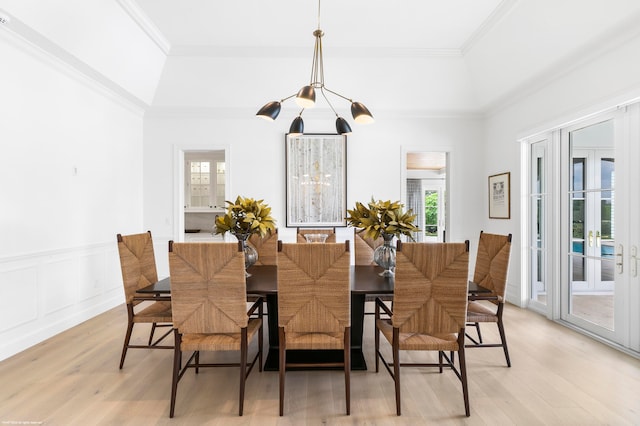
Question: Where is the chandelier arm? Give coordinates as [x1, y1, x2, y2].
[281, 93, 298, 103]
[320, 88, 339, 117]
[322, 86, 353, 103]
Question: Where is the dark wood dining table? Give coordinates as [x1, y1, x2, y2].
[136, 264, 493, 371]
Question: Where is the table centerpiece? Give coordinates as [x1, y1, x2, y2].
[214, 196, 276, 276]
[346, 199, 419, 276]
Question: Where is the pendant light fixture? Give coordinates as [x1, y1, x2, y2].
[256, 0, 374, 135]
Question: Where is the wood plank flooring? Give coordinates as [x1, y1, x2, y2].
[0, 303, 639, 425]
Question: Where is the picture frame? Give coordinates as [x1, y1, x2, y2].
[488, 172, 511, 219]
[285, 133, 347, 227]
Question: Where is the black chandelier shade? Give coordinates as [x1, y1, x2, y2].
[256, 0, 373, 135]
[289, 116, 304, 136]
[296, 86, 316, 108]
[335, 117, 352, 135]
[351, 102, 374, 124]
[256, 101, 281, 121]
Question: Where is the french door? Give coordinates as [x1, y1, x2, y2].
[561, 113, 631, 346]
[528, 105, 640, 354]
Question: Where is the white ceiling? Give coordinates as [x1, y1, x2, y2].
[5, 1, 639, 113]
[130, 0, 640, 113]
[133, 0, 505, 51]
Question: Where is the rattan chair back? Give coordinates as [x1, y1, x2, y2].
[296, 227, 337, 243]
[393, 242, 469, 336]
[354, 233, 383, 266]
[473, 232, 512, 300]
[169, 242, 248, 334]
[277, 242, 350, 335]
[117, 231, 159, 305]
[249, 228, 278, 266]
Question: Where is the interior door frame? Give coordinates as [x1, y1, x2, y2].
[173, 144, 231, 243]
[400, 146, 451, 241]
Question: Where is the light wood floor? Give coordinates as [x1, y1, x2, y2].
[1, 303, 639, 425]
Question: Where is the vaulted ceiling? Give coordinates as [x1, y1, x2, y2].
[133, 0, 640, 114]
[3, 0, 640, 115]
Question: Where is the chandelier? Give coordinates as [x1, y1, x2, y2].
[256, 0, 374, 135]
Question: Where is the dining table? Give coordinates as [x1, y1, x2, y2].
[136, 264, 494, 371]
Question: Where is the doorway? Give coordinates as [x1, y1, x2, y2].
[404, 151, 448, 242]
[174, 147, 229, 242]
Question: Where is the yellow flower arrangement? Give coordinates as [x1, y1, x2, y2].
[346, 199, 419, 240]
[214, 196, 276, 238]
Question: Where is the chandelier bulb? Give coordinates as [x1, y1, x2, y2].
[296, 86, 316, 108]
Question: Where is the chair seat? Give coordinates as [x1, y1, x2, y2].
[132, 301, 173, 323]
[377, 319, 459, 351]
[467, 301, 499, 322]
[180, 318, 262, 352]
[284, 331, 345, 350]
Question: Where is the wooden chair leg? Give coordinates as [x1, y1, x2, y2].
[119, 320, 134, 369]
[458, 333, 470, 417]
[169, 330, 181, 418]
[374, 308, 380, 373]
[279, 327, 286, 416]
[194, 351, 200, 374]
[258, 306, 264, 373]
[438, 351, 443, 373]
[474, 322, 483, 343]
[239, 328, 247, 416]
[148, 323, 157, 345]
[393, 328, 401, 416]
[497, 317, 511, 367]
[344, 327, 351, 415]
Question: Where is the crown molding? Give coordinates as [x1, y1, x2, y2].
[461, 0, 519, 55]
[0, 14, 146, 116]
[116, 0, 171, 55]
[145, 106, 483, 120]
[168, 45, 462, 59]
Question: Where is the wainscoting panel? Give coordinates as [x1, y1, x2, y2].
[0, 267, 39, 332]
[0, 243, 124, 361]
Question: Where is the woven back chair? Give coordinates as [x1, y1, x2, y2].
[375, 241, 470, 416]
[277, 241, 351, 416]
[296, 227, 337, 243]
[354, 232, 383, 265]
[466, 231, 512, 366]
[249, 228, 278, 266]
[116, 231, 172, 369]
[168, 242, 263, 417]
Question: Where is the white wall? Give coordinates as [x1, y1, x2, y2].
[0, 30, 145, 361]
[143, 111, 485, 277]
[483, 32, 640, 306]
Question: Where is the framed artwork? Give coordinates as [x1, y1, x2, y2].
[488, 172, 511, 219]
[285, 133, 347, 227]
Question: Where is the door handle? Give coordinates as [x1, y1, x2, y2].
[631, 246, 638, 278]
[596, 231, 601, 247]
[616, 244, 623, 274]
[588, 231, 594, 247]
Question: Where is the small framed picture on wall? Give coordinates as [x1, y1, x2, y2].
[488, 172, 510, 219]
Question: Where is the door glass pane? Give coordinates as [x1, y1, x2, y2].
[568, 120, 614, 330]
[530, 143, 547, 305]
[424, 190, 438, 238]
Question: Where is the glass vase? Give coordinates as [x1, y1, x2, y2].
[373, 233, 396, 277]
[234, 232, 258, 277]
